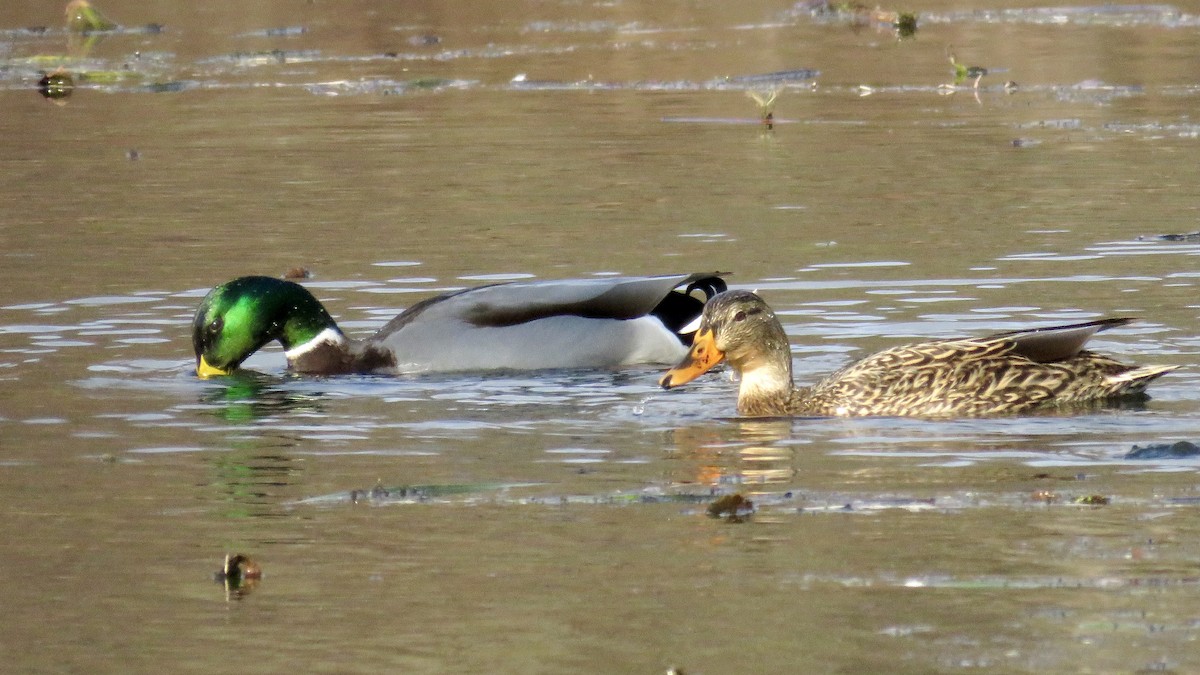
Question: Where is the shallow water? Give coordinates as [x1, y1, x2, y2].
[4, 0, 1200, 672]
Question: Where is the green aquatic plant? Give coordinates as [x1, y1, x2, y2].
[745, 89, 779, 129]
[947, 47, 987, 88]
[405, 76, 455, 90]
[77, 69, 140, 84]
[65, 0, 116, 33]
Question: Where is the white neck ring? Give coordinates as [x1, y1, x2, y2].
[284, 327, 346, 360]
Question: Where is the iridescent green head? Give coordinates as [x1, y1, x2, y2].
[192, 276, 339, 377]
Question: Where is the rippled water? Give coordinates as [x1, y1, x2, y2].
[4, 0, 1200, 672]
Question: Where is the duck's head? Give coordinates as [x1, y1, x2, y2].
[659, 290, 792, 389]
[192, 276, 338, 377]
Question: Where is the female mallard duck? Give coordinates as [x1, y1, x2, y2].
[193, 273, 726, 377]
[659, 290, 1176, 417]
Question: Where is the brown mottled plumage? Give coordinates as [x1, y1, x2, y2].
[659, 290, 1177, 417]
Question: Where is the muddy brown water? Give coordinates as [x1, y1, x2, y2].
[4, 0, 1200, 671]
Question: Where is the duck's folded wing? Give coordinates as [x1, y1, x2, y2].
[989, 317, 1136, 363]
[383, 273, 722, 332]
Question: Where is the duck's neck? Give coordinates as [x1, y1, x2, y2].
[731, 343, 796, 415]
[283, 328, 396, 374]
[736, 364, 795, 415]
[284, 327, 348, 372]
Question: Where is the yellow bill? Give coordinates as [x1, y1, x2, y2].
[196, 355, 231, 378]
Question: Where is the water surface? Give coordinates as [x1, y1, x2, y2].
[3, 0, 1200, 671]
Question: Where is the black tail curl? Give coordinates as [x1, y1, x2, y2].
[652, 274, 728, 344]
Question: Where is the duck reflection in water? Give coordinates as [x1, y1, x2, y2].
[668, 418, 797, 491]
[199, 370, 326, 424]
[197, 373, 317, 517]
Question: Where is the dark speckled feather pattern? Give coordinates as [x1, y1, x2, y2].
[770, 344, 1163, 417]
[662, 291, 1178, 418]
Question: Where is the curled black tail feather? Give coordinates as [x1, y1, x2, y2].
[653, 274, 728, 344]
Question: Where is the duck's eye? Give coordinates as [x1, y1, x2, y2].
[207, 317, 224, 337]
[732, 310, 747, 322]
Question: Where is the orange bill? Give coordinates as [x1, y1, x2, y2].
[659, 328, 724, 389]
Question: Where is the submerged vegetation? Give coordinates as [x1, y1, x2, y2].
[64, 0, 115, 33]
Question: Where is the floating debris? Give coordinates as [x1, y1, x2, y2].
[1103, 120, 1200, 138]
[1073, 495, 1110, 506]
[234, 26, 308, 38]
[38, 69, 74, 100]
[263, 26, 307, 38]
[1137, 231, 1200, 242]
[204, 49, 322, 67]
[947, 47, 987, 88]
[1053, 80, 1143, 104]
[407, 34, 442, 47]
[788, 0, 916, 33]
[215, 553, 262, 599]
[283, 267, 312, 280]
[290, 481, 536, 506]
[728, 69, 819, 85]
[302, 77, 468, 96]
[1125, 441, 1200, 459]
[404, 76, 455, 90]
[1029, 472, 1087, 482]
[930, 4, 1188, 28]
[1031, 490, 1059, 504]
[706, 493, 754, 522]
[1017, 118, 1083, 130]
[894, 12, 918, 37]
[136, 81, 193, 94]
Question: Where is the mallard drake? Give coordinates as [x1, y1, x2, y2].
[193, 273, 726, 377]
[659, 290, 1177, 417]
